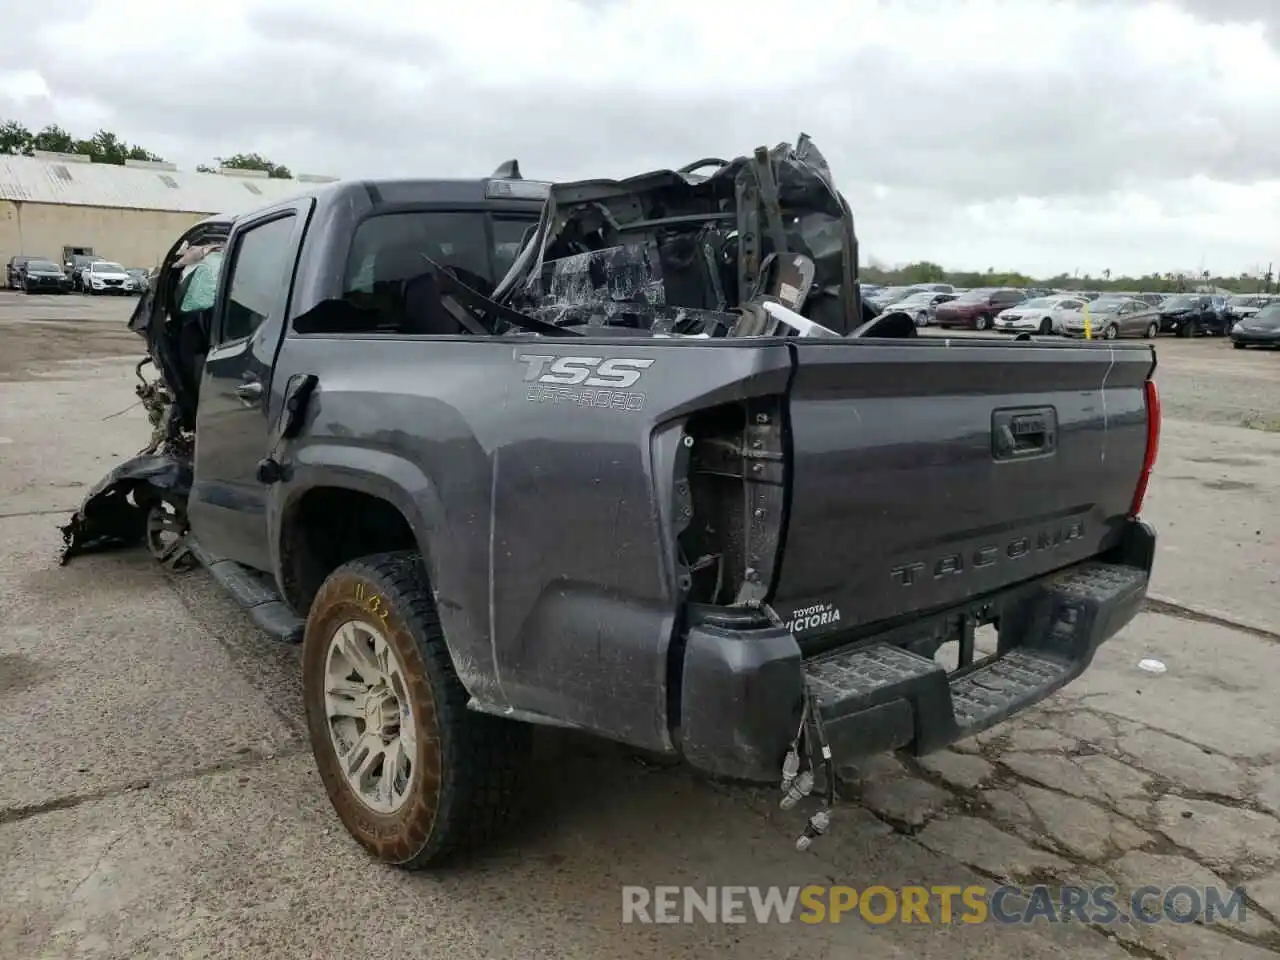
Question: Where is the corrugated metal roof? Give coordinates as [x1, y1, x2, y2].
[0, 154, 317, 215]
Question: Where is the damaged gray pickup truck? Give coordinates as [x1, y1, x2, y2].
[61, 135, 1161, 867]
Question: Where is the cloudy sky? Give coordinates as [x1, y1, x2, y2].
[3, 0, 1279, 278]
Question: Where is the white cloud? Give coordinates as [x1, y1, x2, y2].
[2, 0, 1277, 277]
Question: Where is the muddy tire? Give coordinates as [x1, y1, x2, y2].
[303, 550, 530, 868]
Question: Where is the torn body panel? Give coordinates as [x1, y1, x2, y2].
[58, 452, 192, 564]
[60, 217, 232, 564]
[492, 134, 864, 336]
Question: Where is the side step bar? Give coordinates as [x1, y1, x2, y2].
[802, 562, 1148, 759]
[187, 539, 305, 643]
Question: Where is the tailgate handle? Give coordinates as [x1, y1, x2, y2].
[992, 408, 1057, 460]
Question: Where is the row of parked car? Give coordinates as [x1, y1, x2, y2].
[862, 282, 1279, 344]
[4, 254, 150, 296]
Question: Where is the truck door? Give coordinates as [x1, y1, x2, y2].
[187, 202, 310, 572]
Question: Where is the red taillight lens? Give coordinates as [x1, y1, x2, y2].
[1129, 378, 1161, 518]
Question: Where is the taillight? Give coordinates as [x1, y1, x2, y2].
[676, 396, 787, 606]
[1129, 378, 1161, 517]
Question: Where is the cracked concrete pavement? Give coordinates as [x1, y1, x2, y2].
[1, 293, 1278, 959]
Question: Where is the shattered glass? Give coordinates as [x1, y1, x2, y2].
[179, 250, 223, 312]
[491, 133, 861, 335]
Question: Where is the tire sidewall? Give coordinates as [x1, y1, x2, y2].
[302, 565, 449, 865]
[1105, 324, 1118, 340]
[975, 313, 992, 331]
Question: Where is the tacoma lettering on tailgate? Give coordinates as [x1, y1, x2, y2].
[889, 519, 1085, 587]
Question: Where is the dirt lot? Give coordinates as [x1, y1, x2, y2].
[0, 293, 140, 381]
[1, 291, 1278, 960]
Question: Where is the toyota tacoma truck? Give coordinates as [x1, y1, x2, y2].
[60, 135, 1160, 867]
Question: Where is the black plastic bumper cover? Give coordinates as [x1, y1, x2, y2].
[57, 453, 191, 565]
[676, 521, 1155, 783]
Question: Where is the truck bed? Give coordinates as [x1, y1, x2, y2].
[257, 330, 1156, 767]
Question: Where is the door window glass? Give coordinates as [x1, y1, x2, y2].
[222, 215, 297, 343]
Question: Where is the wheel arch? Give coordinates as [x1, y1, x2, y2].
[271, 449, 443, 620]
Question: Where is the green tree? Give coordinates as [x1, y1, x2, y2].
[0, 120, 33, 155]
[0, 119, 165, 164]
[899, 261, 947, 283]
[202, 152, 292, 179]
[73, 128, 163, 165]
[30, 124, 76, 153]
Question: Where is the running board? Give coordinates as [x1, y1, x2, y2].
[802, 561, 1148, 759]
[187, 539, 305, 643]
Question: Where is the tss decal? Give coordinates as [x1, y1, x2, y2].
[516, 354, 656, 412]
[517, 354, 656, 389]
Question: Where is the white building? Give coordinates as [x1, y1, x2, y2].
[0, 151, 334, 270]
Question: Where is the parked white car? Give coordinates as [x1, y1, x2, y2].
[83, 260, 133, 295]
[994, 295, 1088, 335]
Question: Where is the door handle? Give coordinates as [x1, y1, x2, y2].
[235, 381, 263, 402]
[992, 407, 1057, 460]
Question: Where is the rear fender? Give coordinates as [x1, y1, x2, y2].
[272, 448, 503, 706]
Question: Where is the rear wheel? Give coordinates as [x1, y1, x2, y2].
[1144, 321, 1158, 339]
[975, 313, 993, 331]
[303, 551, 530, 868]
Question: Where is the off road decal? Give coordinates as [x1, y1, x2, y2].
[517, 353, 654, 412]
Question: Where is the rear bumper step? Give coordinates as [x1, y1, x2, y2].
[676, 536, 1151, 782]
[807, 560, 1147, 758]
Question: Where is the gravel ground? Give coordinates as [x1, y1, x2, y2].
[1, 291, 1277, 960]
[0, 292, 141, 381]
[1152, 338, 1280, 431]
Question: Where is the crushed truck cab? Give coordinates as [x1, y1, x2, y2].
[61, 136, 1159, 866]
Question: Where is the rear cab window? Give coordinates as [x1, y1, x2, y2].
[336, 210, 537, 334]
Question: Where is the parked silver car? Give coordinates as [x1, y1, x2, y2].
[1060, 298, 1161, 340]
[994, 295, 1088, 335]
[888, 290, 958, 327]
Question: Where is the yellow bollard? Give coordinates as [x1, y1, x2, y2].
[1083, 302, 1092, 339]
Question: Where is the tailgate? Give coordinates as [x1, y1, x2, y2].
[771, 338, 1154, 639]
